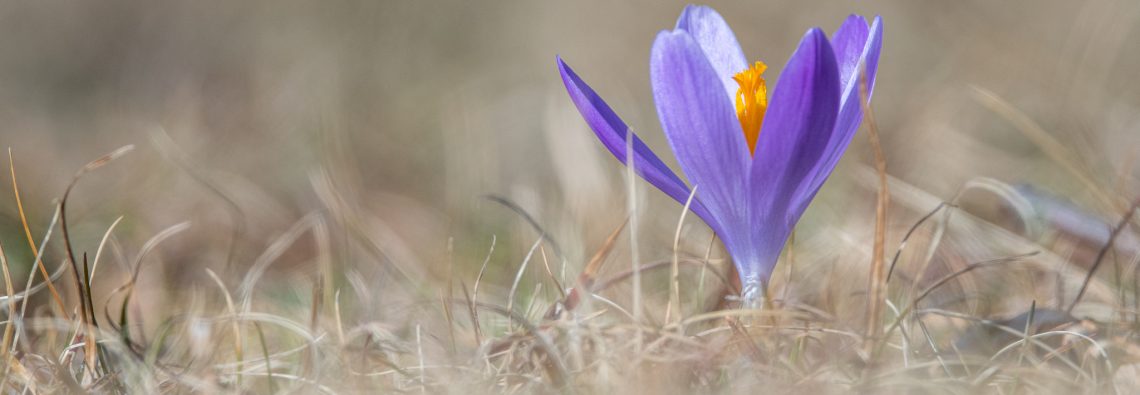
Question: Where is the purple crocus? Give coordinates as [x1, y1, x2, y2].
[557, 5, 882, 304]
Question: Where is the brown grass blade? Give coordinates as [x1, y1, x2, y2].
[8, 149, 67, 313]
[860, 63, 890, 358]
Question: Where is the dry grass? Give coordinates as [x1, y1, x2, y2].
[0, 124, 1138, 394]
[0, 1, 1139, 394]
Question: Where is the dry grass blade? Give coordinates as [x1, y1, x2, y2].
[415, 324, 425, 394]
[107, 221, 190, 349]
[87, 216, 125, 283]
[205, 268, 245, 388]
[459, 282, 480, 346]
[669, 186, 698, 331]
[448, 299, 573, 393]
[80, 145, 135, 173]
[14, 206, 62, 329]
[1066, 196, 1140, 313]
[507, 237, 543, 331]
[314, 213, 334, 325]
[8, 149, 67, 314]
[333, 289, 346, 346]
[58, 145, 134, 377]
[151, 129, 245, 271]
[129, 222, 193, 285]
[0, 241, 16, 370]
[238, 213, 321, 309]
[539, 246, 565, 299]
[581, 218, 628, 288]
[859, 63, 890, 358]
[548, 219, 626, 317]
[592, 259, 733, 297]
[310, 169, 419, 296]
[1015, 300, 1037, 375]
[885, 202, 949, 282]
[882, 252, 1039, 343]
[915, 317, 953, 378]
[624, 130, 643, 353]
[484, 194, 566, 263]
[472, 235, 495, 343]
[439, 289, 455, 355]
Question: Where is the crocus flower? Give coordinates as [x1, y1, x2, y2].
[556, 5, 883, 304]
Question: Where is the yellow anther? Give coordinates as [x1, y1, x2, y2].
[733, 61, 768, 155]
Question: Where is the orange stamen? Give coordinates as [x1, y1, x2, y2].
[733, 61, 768, 155]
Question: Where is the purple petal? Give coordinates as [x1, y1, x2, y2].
[749, 28, 840, 227]
[798, 16, 884, 211]
[556, 56, 720, 230]
[743, 28, 843, 275]
[725, 216, 791, 291]
[735, 28, 840, 282]
[674, 5, 749, 101]
[650, 30, 751, 245]
[831, 15, 871, 92]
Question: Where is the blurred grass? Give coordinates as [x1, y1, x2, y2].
[0, 0, 1138, 393]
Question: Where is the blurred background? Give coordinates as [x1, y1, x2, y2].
[0, 0, 1138, 333]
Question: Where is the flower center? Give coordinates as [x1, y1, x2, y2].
[733, 61, 768, 155]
